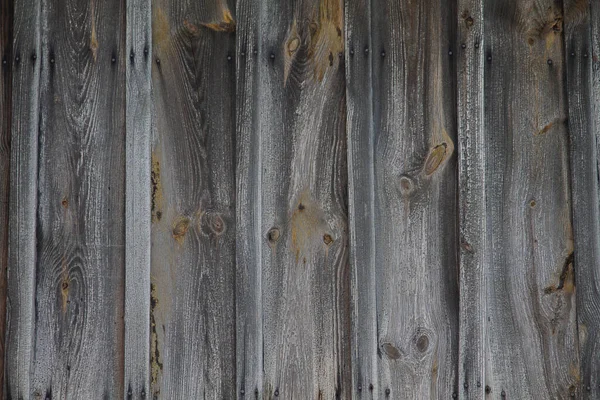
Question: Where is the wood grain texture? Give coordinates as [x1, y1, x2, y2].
[483, 0, 578, 397]
[4, 0, 41, 396]
[236, 0, 351, 397]
[346, 0, 459, 398]
[150, 0, 236, 397]
[29, 0, 126, 397]
[456, 1, 486, 398]
[124, 0, 152, 396]
[0, 1, 12, 398]
[563, 0, 600, 397]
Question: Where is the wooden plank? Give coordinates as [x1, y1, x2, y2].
[236, 0, 351, 397]
[346, 0, 460, 397]
[28, 0, 126, 397]
[344, 0, 378, 396]
[482, 0, 578, 397]
[124, 0, 152, 396]
[4, 0, 41, 395]
[0, 0, 13, 398]
[150, 0, 236, 397]
[456, 0, 486, 398]
[563, 0, 600, 397]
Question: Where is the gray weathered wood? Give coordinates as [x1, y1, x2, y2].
[346, 0, 459, 397]
[4, 0, 41, 396]
[125, 0, 152, 396]
[0, 1, 12, 398]
[457, 1, 486, 398]
[150, 0, 236, 397]
[236, 0, 351, 397]
[29, 0, 126, 397]
[483, 0, 578, 397]
[563, 0, 600, 397]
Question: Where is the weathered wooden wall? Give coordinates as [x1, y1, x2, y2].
[1, 0, 599, 399]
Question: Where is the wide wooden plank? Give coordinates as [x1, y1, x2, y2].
[563, 0, 600, 397]
[124, 0, 152, 396]
[456, 0, 486, 398]
[346, 0, 460, 397]
[236, 0, 351, 397]
[4, 0, 41, 396]
[150, 1, 236, 398]
[483, 0, 578, 397]
[0, 1, 12, 398]
[29, 0, 126, 397]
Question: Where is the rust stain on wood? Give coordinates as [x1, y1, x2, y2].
[201, 8, 236, 33]
[90, 20, 99, 61]
[61, 257, 69, 314]
[153, 7, 170, 49]
[151, 151, 163, 223]
[150, 282, 163, 396]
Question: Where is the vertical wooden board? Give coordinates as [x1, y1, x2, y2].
[456, 0, 486, 398]
[124, 0, 152, 396]
[29, 0, 126, 397]
[483, 0, 578, 397]
[236, 0, 351, 397]
[563, 0, 600, 397]
[150, 0, 236, 398]
[347, 0, 460, 398]
[4, 0, 41, 396]
[344, 0, 378, 396]
[0, 0, 12, 397]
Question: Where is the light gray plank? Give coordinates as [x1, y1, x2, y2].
[0, 1, 12, 397]
[125, 0, 152, 396]
[150, 1, 236, 398]
[456, 0, 486, 398]
[29, 0, 126, 397]
[483, 0, 578, 397]
[4, 0, 41, 396]
[236, 0, 351, 397]
[563, 0, 600, 397]
[347, 0, 460, 398]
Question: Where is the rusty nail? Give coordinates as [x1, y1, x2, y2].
[156, 58, 160, 65]
[485, 385, 491, 394]
[547, 59, 553, 65]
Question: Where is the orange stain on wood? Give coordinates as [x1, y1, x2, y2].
[151, 151, 163, 223]
[172, 217, 190, 244]
[201, 8, 236, 33]
[153, 7, 171, 49]
[90, 21, 99, 61]
[61, 257, 70, 314]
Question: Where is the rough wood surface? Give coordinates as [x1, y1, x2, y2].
[4, 0, 41, 396]
[236, 0, 351, 397]
[0, 1, 12, 398]
[456, 1, 486, 398]
[150, 0, 236, 397]
[124, 0, 152, 396]
[483, 0, 578, 397]
[564, 0, 600, 397]
[28, 0, 127, 397]
[346, 0, 459, 398]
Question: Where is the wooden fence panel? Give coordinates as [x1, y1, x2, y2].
[4, 0, 41, 396]
[149, 0, 236, 398]
[346, 0, 460, 398]
[482, 0, 578, 397]
[564, 0, 600, 397]
[124, 0, 152, 396]
[27, 0, 127, 397]
[236, 0, 351, 397]
[0, 1, 11, 398]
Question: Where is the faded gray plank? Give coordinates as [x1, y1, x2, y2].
[124, 0, 152, 396]
[236, 0, 351, 397]
[346, 0, 460, 397]
[150, 1, 236, 398]
[0, 1, 12, 398]
[4, 0, 41, 396]
[456, 1, 486, 399]
[483, 0, 578, 397]
[563, 0, 600, 397]
[29, 0, 126, 397]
